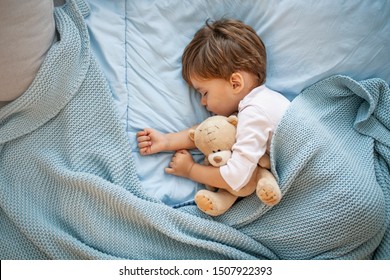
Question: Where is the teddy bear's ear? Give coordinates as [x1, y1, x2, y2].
[227, 115, 238, 127]
[189, 129, 196, 141]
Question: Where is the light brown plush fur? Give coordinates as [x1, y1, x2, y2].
[189, 115, 281, 216]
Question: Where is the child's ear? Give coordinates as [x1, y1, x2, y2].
[230, 72, 244, 93]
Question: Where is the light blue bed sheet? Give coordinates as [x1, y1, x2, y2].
[85, 0, 390, 206]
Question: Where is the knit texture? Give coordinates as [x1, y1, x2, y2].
[270, 75, 390, 259]
[0, 0, 389, 259]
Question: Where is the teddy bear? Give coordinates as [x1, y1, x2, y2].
[189, 115, 281, 216]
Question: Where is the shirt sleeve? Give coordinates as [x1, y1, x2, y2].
[220, 105, 271, 191]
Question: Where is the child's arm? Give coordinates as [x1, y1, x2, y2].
[165, 150, 232, 190]
[137, 127, 197, 155]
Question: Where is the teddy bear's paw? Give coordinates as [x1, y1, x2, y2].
[195, 193, 214, 212]
[195, 189, 237, 216]
[256, 179, 282, 206]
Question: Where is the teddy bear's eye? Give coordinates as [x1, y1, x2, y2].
[213, 149, 221, 153]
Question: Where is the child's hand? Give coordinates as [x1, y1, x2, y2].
[136, 128, 168, 155]
[165, 150, 195, 178]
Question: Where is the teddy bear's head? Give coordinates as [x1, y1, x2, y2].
[189, 115, 238, 167]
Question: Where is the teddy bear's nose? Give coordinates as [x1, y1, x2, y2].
[213, 156, 222, 163]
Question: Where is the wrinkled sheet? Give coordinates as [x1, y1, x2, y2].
[85, 0, 390, 206]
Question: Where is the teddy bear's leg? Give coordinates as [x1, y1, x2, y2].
[256, 168, 282, 206]
[258, 153, 271, 169]
[195, 189, 238, 216]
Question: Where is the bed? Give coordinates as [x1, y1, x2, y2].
[1, 0, 389, 259]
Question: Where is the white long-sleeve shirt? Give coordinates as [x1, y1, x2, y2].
[220, 85, 290, 190]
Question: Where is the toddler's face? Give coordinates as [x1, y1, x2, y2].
[190, 76, 241, 117]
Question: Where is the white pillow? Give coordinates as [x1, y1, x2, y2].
[0, 0, 55, 105]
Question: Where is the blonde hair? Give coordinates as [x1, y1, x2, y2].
[182, 18, 267, 87]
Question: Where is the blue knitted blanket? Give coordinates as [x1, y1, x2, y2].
[0, 1, 389, 259]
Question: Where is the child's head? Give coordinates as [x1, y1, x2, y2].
[182, 18, 267, 88]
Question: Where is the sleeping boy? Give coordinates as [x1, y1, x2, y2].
[137, 18, 290, 213]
